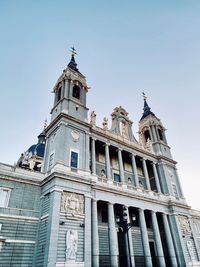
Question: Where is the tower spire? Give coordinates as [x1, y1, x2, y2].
[68, 46, 79, 72]
[140, 92, 155, 121]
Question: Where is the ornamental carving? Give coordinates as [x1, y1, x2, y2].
[178, 216, 191, 235]
[61, 192, 84, 217]
[71, 130, 79, 142]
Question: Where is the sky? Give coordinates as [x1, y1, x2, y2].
[0, 0, 200, 209]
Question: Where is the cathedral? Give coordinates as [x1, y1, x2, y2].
[0, 50, 200, 267]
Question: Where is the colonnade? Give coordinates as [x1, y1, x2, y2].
[91, 137, 162, 193]
[91, 200, 178, 267]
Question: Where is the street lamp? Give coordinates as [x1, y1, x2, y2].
[116, 206, 136, 267]
[116, 206, 136, 233]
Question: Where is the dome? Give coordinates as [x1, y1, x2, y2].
[27, 143, 45, 158]
[25, 129, 46, 158]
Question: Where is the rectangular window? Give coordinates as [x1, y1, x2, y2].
[114, 173, 120, 182]
[0, 188, 11, 208]
[172, 183, 178, 197]
[71, 151, 78, 168]
[49, 153, 54, 168]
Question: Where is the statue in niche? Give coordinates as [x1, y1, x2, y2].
[179, 216, 191, 235]
[66, 230, 78, 262]
[100, 169, 106, 177]
[121, 121, 128, 138]
[187, 240, 196, 261]
[61, 192, 84, 216]
[102, 117, 108, 130]
[90, 111, 96, 126]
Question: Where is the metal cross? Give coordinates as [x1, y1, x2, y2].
[142, 92, 147, 100]
[70, 46, 77, 56]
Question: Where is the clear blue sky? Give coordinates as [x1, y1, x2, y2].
[0, 0, 200, 209]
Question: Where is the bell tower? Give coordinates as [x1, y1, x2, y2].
[51, 47, 89, 122]
[43, 49, 90, 173]
[138, 93, 172, 159]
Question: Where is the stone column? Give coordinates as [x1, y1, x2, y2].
[92, 199, 99, 267]
[61, 80, 65, 98]
[105, 143, 111, 179]
[139, 209, 153, 267]
[131, 154, 139, 187]
[118, 148, 125, 183]
[91, 137, 96, 175]
[151, 211, 166, 267]
[174, 168, 184, 198]
[85, 196, 92, 267]
[126, 207, 135, 267]
[152, 162, 161, 193]
[142, 158, 151, 190]
[85, 132, 91, 173]
[151, 126, 157, 142]
[162, 214, 178, 267]
[108, 203, 119, 267]
[44, 189, 62, 267]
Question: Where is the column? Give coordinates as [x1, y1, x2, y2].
[61, 80, 65, 98]
[131, 154, 139, 187]
[118, 148, 125, 183]
[151, 211, 166, 267]
[85, 196, 92, 267]
[85, 132, 91, 173]
[108, 203, 119, 267]
[44, 189, 62, 267]
[139, 209, 153, 267]
[126, 207, 135, 267]
[142, 158, 151, 190]
[92, 199, 99, 267]
[148, 127, 154, 141]
[162, 214, 178, 267]
[91, 137, 96, 175]
[174, 168, 184, 198]
[151, 126, 157, 142]
[152, 162, 161, 193]
[105, 143, 111, 179]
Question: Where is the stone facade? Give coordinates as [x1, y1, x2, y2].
[0, 53, 200, 267]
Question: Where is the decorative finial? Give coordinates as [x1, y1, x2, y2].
[142, 92, 147, 101]
[70, 46, 77, 57]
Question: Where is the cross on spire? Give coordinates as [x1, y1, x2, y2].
[68, 46, 79, 72]
[70, 46, 77, 57]
[142, 92, 147, 101]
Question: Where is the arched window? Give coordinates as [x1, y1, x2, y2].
[158, 128, 163, 141]
[72, 85, 80, 100]
[57, 87, 62, 102]
[144, 130, 151, 142]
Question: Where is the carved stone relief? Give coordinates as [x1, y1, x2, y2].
[178, 216, 191, 235]
[71, 130, 79, 142]
[61, 192, 84, 217]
